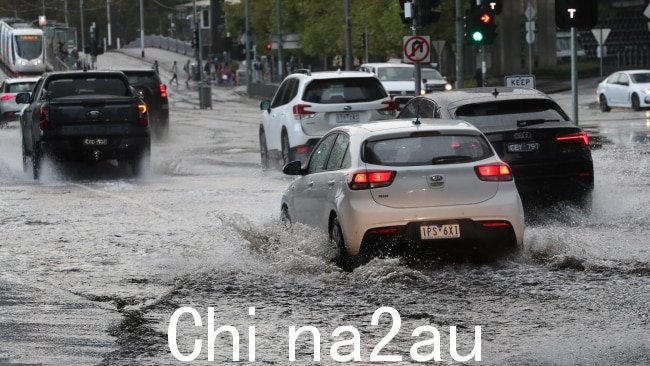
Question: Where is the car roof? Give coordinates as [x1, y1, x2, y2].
[620, 70, 650, 74]
[4, 77, 40, 83]
[288, 70, 379, 81]
[333, 119, 480, 136]
[361, 62, 414, 68]
[420, 87, 552, 108]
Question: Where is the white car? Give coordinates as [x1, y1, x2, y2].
[0, 77, 39, 123]
[259, 70, 395, 168]
[360, 62, 451, 109]
[280, 119, 525, 270]
[597, 70, 650, 112]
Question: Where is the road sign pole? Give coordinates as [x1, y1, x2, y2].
[599, 28, 603, 77]
[571, 27, 578, 125]
[413, 0, 421, 97]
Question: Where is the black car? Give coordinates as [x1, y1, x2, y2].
[119, 69, 169, 139]
[398, 88, 594, 210]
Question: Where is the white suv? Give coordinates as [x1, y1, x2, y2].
[259, 70, 395, 168]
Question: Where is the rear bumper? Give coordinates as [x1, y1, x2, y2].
[40, 135, 150, 162]
[338, 185, 525, 257]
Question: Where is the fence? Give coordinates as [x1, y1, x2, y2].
[124, 35, 193, 57]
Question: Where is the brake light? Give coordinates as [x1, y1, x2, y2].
[556, 131, 589, 146]
[348, 170, 396, 190]
[295, 145, 309, 155]
[39, 106, 49, 130]
[475, 163, 513, 181]
[367, 227, 401, 235]
[137, 102, 148, 127]
[293, 103, 315, 119]
[159, 83, 168, 98]
[0, 93, 16, 101]
[378, 100, 396, 116]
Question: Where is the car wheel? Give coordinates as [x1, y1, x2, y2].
[631, 93, 641, 111]
[259, 128, 270, 170]
[280, 205, 291, 228]
[281, 131, 293, 167]
[599, 94, 611, 112]
[32, 149, 41, 180]
[330, 217, 356, 271]
[22, 140, 30, 173]
[575, 190, 593, 214]
[132, 147, 151, 177]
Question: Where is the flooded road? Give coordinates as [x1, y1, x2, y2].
[0, 51, 648, 365]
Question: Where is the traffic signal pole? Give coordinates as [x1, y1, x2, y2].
[455, 0, 463, 90]
[571, 27, 578, 125]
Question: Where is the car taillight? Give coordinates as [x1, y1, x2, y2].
[348, 170, 396, 190]
[293, 103, 315, 119]
[137, 102, 148, 127]
[0, 93, 16, 101]
[378, 100, 396, 116]
[39, 106, 49, 130]
[556, 131, 589, 146]
[367, 227, 402, 235]
[159, 83, 168, 98]
[475, 163, 513, 182]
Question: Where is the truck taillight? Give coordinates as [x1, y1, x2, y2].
[160, 83, 168, 98]
[293, 104, 315, 120]
[39, 106, 50, 130]
[137, 103, 148, 127]
[348, 170, 396, 190]
[475, 163, 513, 182]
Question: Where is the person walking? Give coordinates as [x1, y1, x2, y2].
[170, 61, 179, 85]
[153, 60, 159, 74]
[184, 59, 191, 85]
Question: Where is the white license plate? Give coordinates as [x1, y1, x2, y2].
[83, 138, 108, 146]
[420, 224, 461, 240]
[507, 142, 539, 153]
[336, 112, 360, 123]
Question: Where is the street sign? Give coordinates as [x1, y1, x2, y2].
[525, 3, 536, 21]
[505, 75, 535, 89]
[591, 28, 611, 45]
[526, 32, 535, 44]
[644, 3, 650, 18]
[403, 35, 431, 63]
[432, 40, 445, 56]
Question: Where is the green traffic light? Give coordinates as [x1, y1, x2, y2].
[472, 31, 484, 42]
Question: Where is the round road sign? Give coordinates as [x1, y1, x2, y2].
[403, 35, 430, 63]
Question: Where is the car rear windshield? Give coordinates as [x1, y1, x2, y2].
[303, 77, 386, 104]
[454, 99, 569, 130]
[363, 132, 493, 166]
[45, 76, 130, 98]
[7, 82, 36, 93]
[124, 72, 160, 87]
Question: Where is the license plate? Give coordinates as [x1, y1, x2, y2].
[420, 224, 461, 240]
[336, 112, 360, 123]
[507, 142, 539, 153]
[83, 138, 108, 146]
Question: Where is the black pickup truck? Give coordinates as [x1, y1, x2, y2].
[17, 71, 151, 179]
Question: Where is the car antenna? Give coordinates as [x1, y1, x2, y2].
[413, 103, 421, 126]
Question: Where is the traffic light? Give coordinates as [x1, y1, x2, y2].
[417, 0, 441, 26]
[360, 32, 367, 50]
[465, 8, 496, 45]
[555, 0, 597, 29]
[265, 42, 272, 51]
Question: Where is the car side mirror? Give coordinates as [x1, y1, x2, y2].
[15, 93, 30, 104]
[260, 100, 271, 111]
[282, 160, 304, 176]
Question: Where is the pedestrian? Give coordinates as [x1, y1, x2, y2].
[474, 68, 483, 87]
[184, 59, 191, 85]
[153, 60, 159, 74]
[170, 61, 179, 85]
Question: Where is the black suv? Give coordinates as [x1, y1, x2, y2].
[398, 88, 594, 211]
[120, 69, 169, 139]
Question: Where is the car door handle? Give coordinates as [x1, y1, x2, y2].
[328, 179, 336, 186]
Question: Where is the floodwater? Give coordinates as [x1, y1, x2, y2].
[0, 51, 648, 365]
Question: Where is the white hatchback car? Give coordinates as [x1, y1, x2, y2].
[0, 77, 39, 123]
[259, 70, 395, 168]
[597, 70, 650, 111]
[281, 119, 525, 269]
